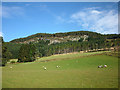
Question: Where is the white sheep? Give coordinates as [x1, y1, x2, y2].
[104, 65, 107, 68]
[10, 66, 12, 69]
[56, 66, 60, 68]
[98, 65, 103, 68]
[98, 65, 101, 68]
[44, 67, 47, 70]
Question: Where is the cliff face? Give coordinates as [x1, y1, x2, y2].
[11, 35, 89, 45]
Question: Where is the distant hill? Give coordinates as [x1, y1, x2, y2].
[10, 31, 100, 44]
[10, 31, 120, 45]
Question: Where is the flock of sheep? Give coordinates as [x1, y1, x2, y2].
[9, 65, 61, 70]
[98, 65, 107, 68]
[43, 65, 60, 70]
[9, 64, 107, 70]
[42, 64, 107, 70]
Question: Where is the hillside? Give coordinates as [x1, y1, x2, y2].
[10, 31, 120, 45]
[1, 31, 120, 62]
[10, 31, 103, 44]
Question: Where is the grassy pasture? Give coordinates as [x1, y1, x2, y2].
[2, 51, 118, 88]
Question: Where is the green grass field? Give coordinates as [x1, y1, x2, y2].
[2, 51, 118, 88]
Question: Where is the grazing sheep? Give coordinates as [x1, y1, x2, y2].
[44, 67, 47, 70]
[56, 66, 59, 68]
[98, 65, 103, 68]
[10, 67, 12, 69]
[98, 65, 101, 68]
[104, 65, 107, 68]
[56, 66, 60, 68]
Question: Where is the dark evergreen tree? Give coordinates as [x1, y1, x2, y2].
[1, 37, 12, 66]
[18, 44, 36, 62]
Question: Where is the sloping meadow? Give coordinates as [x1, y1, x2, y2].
[2, 52, 118, 88]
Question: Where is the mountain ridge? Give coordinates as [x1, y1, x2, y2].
[10, 31, 102, 44]
[10, 31, 120, 45]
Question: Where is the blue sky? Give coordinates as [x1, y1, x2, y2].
[1, 2, 118, 42]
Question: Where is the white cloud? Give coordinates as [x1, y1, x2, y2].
[91, 10, 101, 14]
[70, 8, 118, 34]
[2, 6, 25, 18]
[71, 12, 85, 19]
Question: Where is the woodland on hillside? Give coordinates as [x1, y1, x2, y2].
[1, 31, 120, 66]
